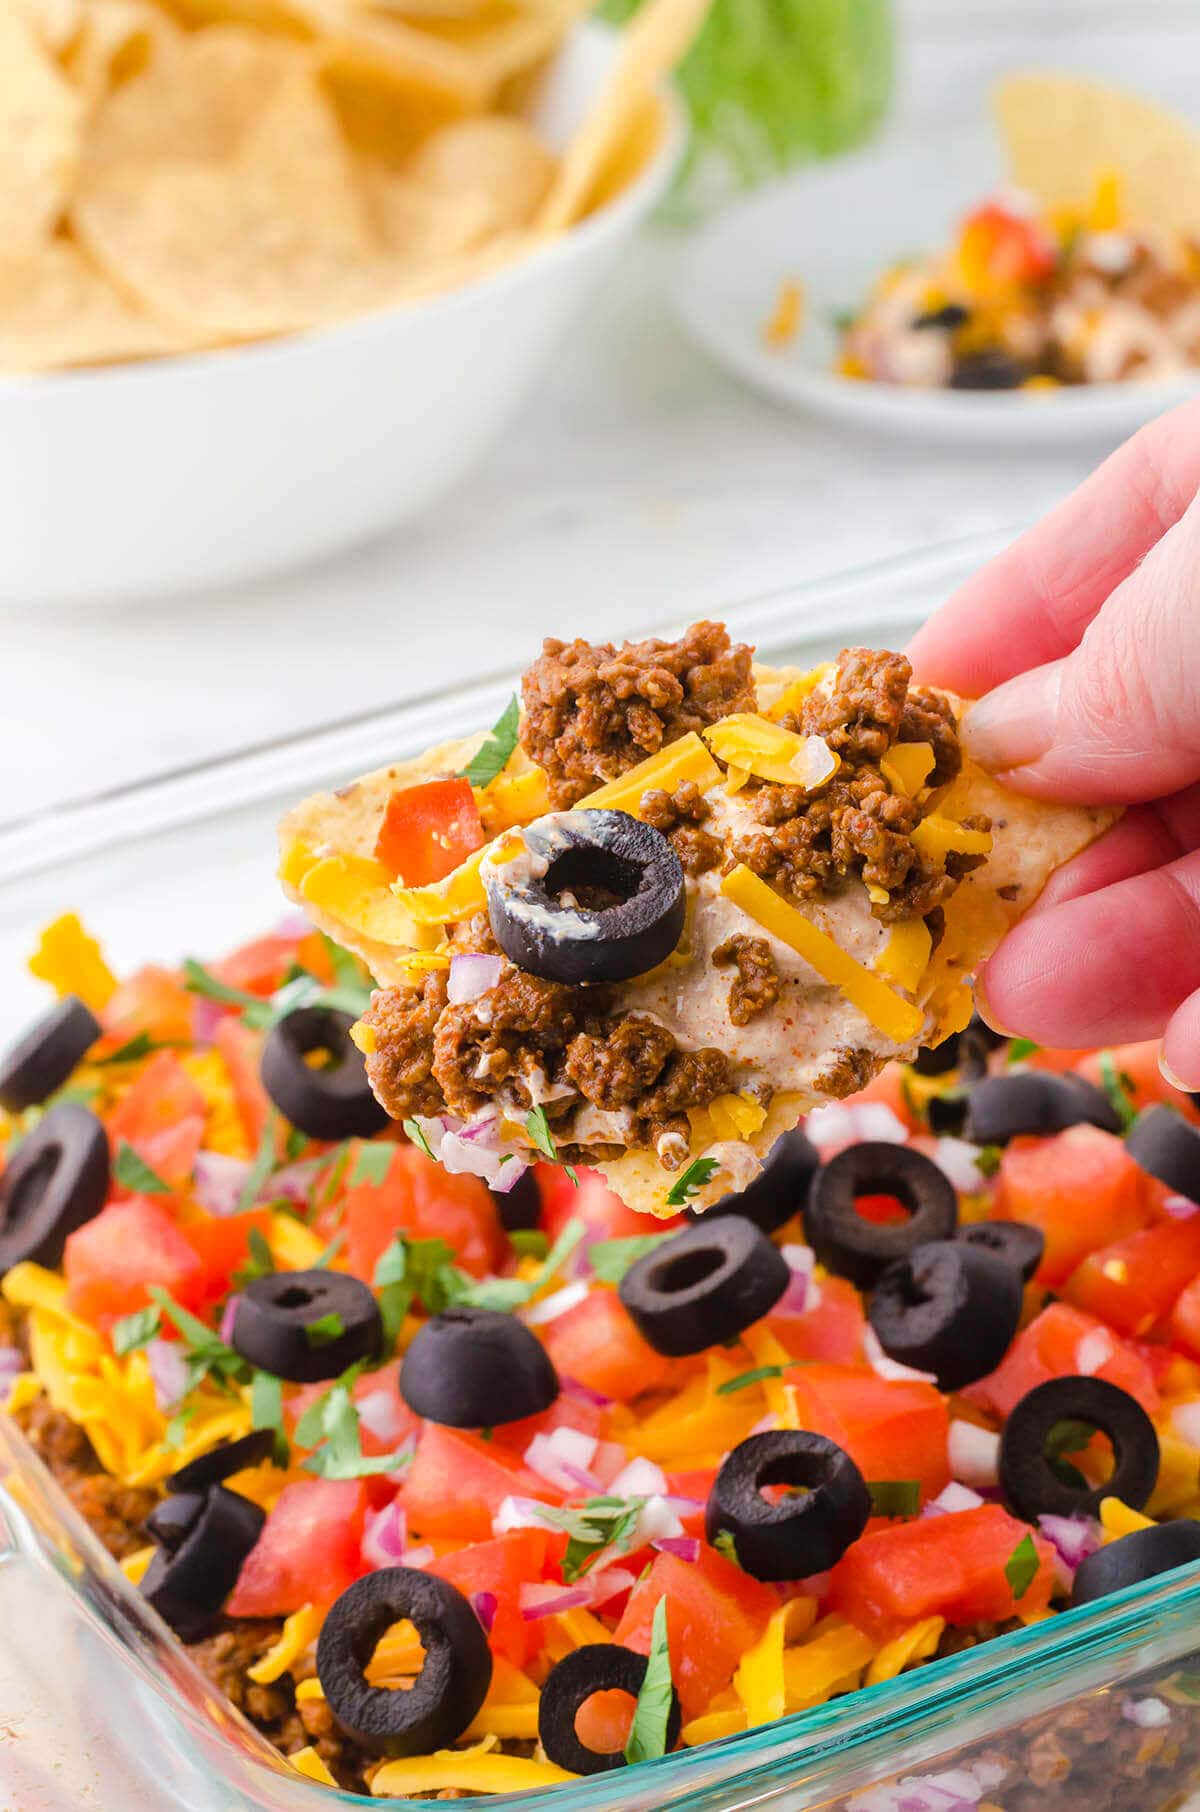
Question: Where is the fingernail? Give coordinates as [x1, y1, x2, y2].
[1159, 1049, 1200, 1094]
[973, 977, 1016, 1038]
[963, 660, 1064, 773]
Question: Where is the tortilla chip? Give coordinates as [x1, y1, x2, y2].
[0, 8, 85, 258]
[278, 658, 1116, 1216]
[0, 239, 203, 374]
[64, 0, 182, 106]
[995, 74, 1200, 237]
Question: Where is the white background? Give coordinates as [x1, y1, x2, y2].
[5, 0, 1200, 821]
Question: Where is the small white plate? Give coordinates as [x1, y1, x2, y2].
[674, 123, 1200, 445]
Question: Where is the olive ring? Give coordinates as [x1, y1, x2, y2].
[704, 1430, 871, 1581]
[618, 1217, 789, 1357]
[0, 1102, 110, 1273]
[999, 1376, 1160, 1522]
[261, 1005, 389, 1141]
[802, 1142, 958, 1289]
[537, 1643, 682, 1775]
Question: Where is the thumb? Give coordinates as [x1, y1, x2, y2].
[962, 493, 1200, 804]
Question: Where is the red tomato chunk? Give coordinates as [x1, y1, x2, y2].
[375, 778, 484, 886]
[227, 1480, 368, 1616]
[830, 1504, 1054, 1637]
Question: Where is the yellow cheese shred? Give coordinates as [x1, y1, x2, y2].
[911, 815, 994, 865]
[281, 842, 423, 944]
[478, 765, 550, 833]
[289, 1747, 338, 1786]
[703, 714, 839, 790]
[370, 1752, 578, 1796]
[681, 1707, 747, 1746]
[266, 1209, 329, 1271]
[120, 1546, 156, 1586]
[880, 741, 935, 796]
[873, 919, 932, 994]
[577, 733, 722, 813]
[393, 846, 489, 924]
[1100, 1496, 1155, 1540]
[29, 912, 116, 1010]
[866, 1617, 945, 1685]
[720, 866, 924, 1043]
[783, 1616, 878, 1711]
[764, 664, 835, 721]
[248, 1604, 324, 1684]
[688, 1091, 768, 1146]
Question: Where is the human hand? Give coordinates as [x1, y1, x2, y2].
[907, 397, 1200, 1087]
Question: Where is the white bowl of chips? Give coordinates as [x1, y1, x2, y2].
[0, 0, 691, 605]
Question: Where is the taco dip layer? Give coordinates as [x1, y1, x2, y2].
[279, 624, 1113, 1216]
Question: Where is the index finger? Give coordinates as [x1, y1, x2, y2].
[906, 394, 1200, 696]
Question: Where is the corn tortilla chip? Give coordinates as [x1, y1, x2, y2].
[995, 74, 1200, 237]
[278, 657, 1116, 1216]
[0, 9, 85, 258]
[64, 0, 182, 105]
[0, 240, 203, 373]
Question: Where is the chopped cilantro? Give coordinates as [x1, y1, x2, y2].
[111, 1305, 162, 1356]
[113, 1141, 172, 1197]
[321, 934, 371, 1001]
[148, 1286, 250, 1395]
[93, 1033, 171, 1067]
[1098, 1050, 1138, 1131]
[305, 1311, 346, 1347]
[460, 1217, 584, 1313]
[715, 1361, 803, 1396]
[1044, 1417, 1096, 1491]
[250, 1370, 289, 1467]
[300, 1378, 412, 1480]
[1007, 1037, 1041, 1064]
[402, 1118, 437, 1163]
[458, 695, 520, 789]
[525, 1106, 578, 1186]
[712, 1529, 740, 1567]
[283, 1125, 308, 1164]
[867, 1479, 921, 1519]
[183, 956, 371, 1033]
[1005, 1532, 1040, 1601]
[348, 1143, 394, 1190]
[624, 1597, 674, 1765]
[508, 1230, 549, 1261]
[164, 1405, 196, 1449]
[974, 1144, 1003, 1179]
[310, 1230, 346, 1271]
[239, 1112, 280, 1211]
[320, 1140, 355, 1207]
[664, 1158, 720, 1208]
[522, 1495, 646, 1581]
[234, 1225, 276, 1287]
[589, 1233, 673, 1284]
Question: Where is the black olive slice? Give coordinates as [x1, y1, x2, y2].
[399, 1305, 559, 1427]
[0, 996, 102, 1113]
[912, 302, 970, 331]
[869, 1240, 1023, 1391]
[1072, 1520, 1200, 1608]
[618, 1217, 789, 1357]
[693, 1129, 819, 1235]
[167, 1428, 279, 1493]
[964, 1071, 1119, 1146]
[0, 1103, 110, 1274]
[956, 1218, 1045, 1282]
[802, 1143, 957, 1290]
[491, 1168, 542, 1233]
[483, 809, 685, 985]
[261, 1006, 389, 1141]
[911, 1033, 961, 1077]
[537, 1643, 682, 1775]
[144, 1492, 205, 1554]
[999, 1376, 1160, 1522]
[926, 1090, 969, 1137]
[705, 1430, 871, 1581]
[950, 350, 1027, 389]
[1126, 1106, 1200, 1203]
[141, 1484, 265, 1642]
[231, 1269, 382, 1382]
[317, 1567, 492, 1756]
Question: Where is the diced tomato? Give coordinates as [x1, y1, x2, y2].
[1076, 1043, 1200, 1126]
[493, 1392, 607, 1455]
[403, 1424, 559, 1542]
[613, 1545, 775, 1718]
[227, 1479, 368, 1617]
[374, 778, 484, 886]
[100, 965, 194, 1047]
[958, 202, 1056, 289]
[287, 1359, 419, 1460]
[663, 1469, 715, 1537]
[965, 1301, 1159, 1419]
[213, 930, 332, 998]
[768, 1276, 866, 1366]
[432, 1531, 553, 1668]
[65, 1196, 207, 1330]
[1171, 1272, 1200, 1359]
[540, 1166, 682, 1245]
[541, 1288, 671, 1404]
[111, 1115, 205, 1198]
[853, 1194, 909, 1226]
[786, 1366, 949, 1500]
[1063, 1215, 1200, 1337]
[342, 1144, 502, 1283]
[830, 1504, 1054, 1637]
[184, 1205, 275, 1306]
[214, 1016, 273, 1149]
[106, 1050, 207, 1149]
[994, 1126, 1148, 1286]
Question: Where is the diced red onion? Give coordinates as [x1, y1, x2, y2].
[922, 1482, 984, 1518]
[522, 1281, 589, 1326]
[219, 1296, 240, 1345]
[1122, 1696, 1170, 1729]
[434, 1113, 530, 1194]
[1037, 1513, 1101, 1571]
[146, 1338, 189, 1410]
[932, 1138, 990, 1196]
[357, 1388, 411, 1447]
[806, 1102, 908, 1153]
[591, 1441, 631, 1488]
[560, 1374, 613, 1410]
[864, 1326, 937, 1384]
[777, 1243, 816, 1314]
[191, 996, 224, 1045]
[633, 1495, 684, 1545]
[267, 1157, 325, 1207]
[524, 1427, 599, 1493]
[494, 1495, 560, 1536]
[520, 1581, 594, 1621]
[848, 1764, 1001, 1812]
[651, 1535, 700, 1562]
[193, 1151, 251, 1218]
[274, 911, 316, 939]
[559, 1460, 603, 1493]
[587, 1565, 637, 1604]
[750, 1412, 778, 1436]
[470, 1591, 498, 1633]
[947, 1420, 1001, 1488]
[399, 1544, 434, 1568]
[609, 1457, 667, 1498]
[662, 1494, 705, 1515]
[362, 1501, 409, 1569]
[1161, 1193, 1199, 1220]
[1172, 1400, 1200, 1447]
[1075, 1328, 1115, 1375]
[448, 954, 504, 1006]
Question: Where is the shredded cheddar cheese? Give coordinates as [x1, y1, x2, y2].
[763, 277, 805, 350]
[720, 865, 924, 1042]
[866, 1617, 945, 1685]
[1100, 1496, 1155, 1540]
[703, 714, 839, 790]
[911, 815, 994, 865]
[266, 1209, 329, 1271]
[880, 741, 935, 796]
[281, 843, 422, 943]
[28, 912, 116, 1010]
[764, 664, 835, 721]
[577, 733, 722, 813]
[248, 1604, 324, 1684]
[120, 1545, 155, 1586]
[688, 1091, 768, 1147]
[874, 919, 932, 994]
[370, 1751, 578, 1795]
[289, 1747, 338, 1786]
[392, 847, 489, 924]
[478, 765, 550, 832]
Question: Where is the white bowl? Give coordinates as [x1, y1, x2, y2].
[675, 122, 1200, 447]
[1, 23, 682, 607]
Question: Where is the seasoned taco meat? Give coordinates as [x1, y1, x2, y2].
[712, 933, 781, 1026]
[640, 779, 724, 875]
[520, 620, 755, 807]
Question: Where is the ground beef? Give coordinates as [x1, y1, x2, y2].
[432, 968, 592, 1120]
[810, 1045, 875, 1098]
[639, 1047, 733, 1127]
[712, 934, 780, 1025]
[735, 769, 922, 903]
[13, 1397, 158, 1560]
[640, 779, 723, 875]
[362, 969, 449, 1121]
[520, 622, 755, 807]
[565, 1014, 675, 1109]
[900, 684, 961, 788]
[789, 647, 911, 765]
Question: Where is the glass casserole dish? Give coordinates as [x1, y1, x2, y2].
[5, 530, 1200, 1812]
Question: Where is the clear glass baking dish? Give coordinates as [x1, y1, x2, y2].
[6, 529, 1200, 1812]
